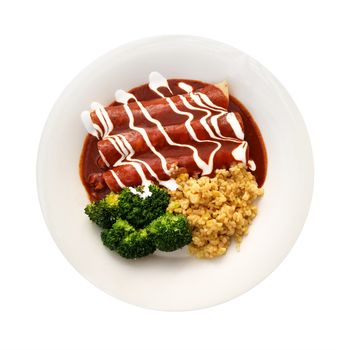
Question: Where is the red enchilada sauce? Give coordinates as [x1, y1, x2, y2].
[80, 79, 267, 201]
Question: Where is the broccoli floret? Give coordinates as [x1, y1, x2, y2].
[147, 213, 192, 252]
[84, 192, 119, 229]
[101, 219, 135, 250]
[117, 185, 170, 228]
[117, 229, 156, 259]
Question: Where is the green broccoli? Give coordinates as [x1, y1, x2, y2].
[117, 185, 170, 228]
[147, 213, 192, 252]
[117, 229, 156, 259]
[101, 219, 135, 250]
[84, 192, 119, 229]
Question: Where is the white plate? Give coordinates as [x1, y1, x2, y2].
[37, 35, 314, 311]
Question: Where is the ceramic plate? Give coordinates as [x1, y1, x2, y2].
[37, 36, 313, 310]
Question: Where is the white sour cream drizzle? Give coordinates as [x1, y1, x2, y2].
[148, 71, 173, 97]
[226, 113, 245, 140]
[177, 79, 254, 170]
[81, 110, 100, 138]
[81, 72, 256, 191]
[178, 82, 193, 93]
[81, 102, 113, 139]
[115, 88, 230, 176]
[164, 95, 222, 175]
[174, 81, 249, 168]
[232, 141, 248, 163]
[98, 149, 110, 168]
[108, 132, 178, 193]
[129, 185, 152, 199]
[248, 159, 256, 171]
[178, 82, 244, 140]
[118, 133, 165, 183]
[115, 89, 172, 176]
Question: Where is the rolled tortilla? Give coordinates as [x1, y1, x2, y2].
[102, 142, 248, 193]
[82, 83, 229, 139]
[98, 112, 244, 168]
[215, 81, 229, 100]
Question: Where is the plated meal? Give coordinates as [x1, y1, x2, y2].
[38, 36, 313, 309]
[80, 72, 267, 259]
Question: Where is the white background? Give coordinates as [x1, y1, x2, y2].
[0, 1, 351, 349]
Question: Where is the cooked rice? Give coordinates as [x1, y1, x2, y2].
[167, 163, 263, 258]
